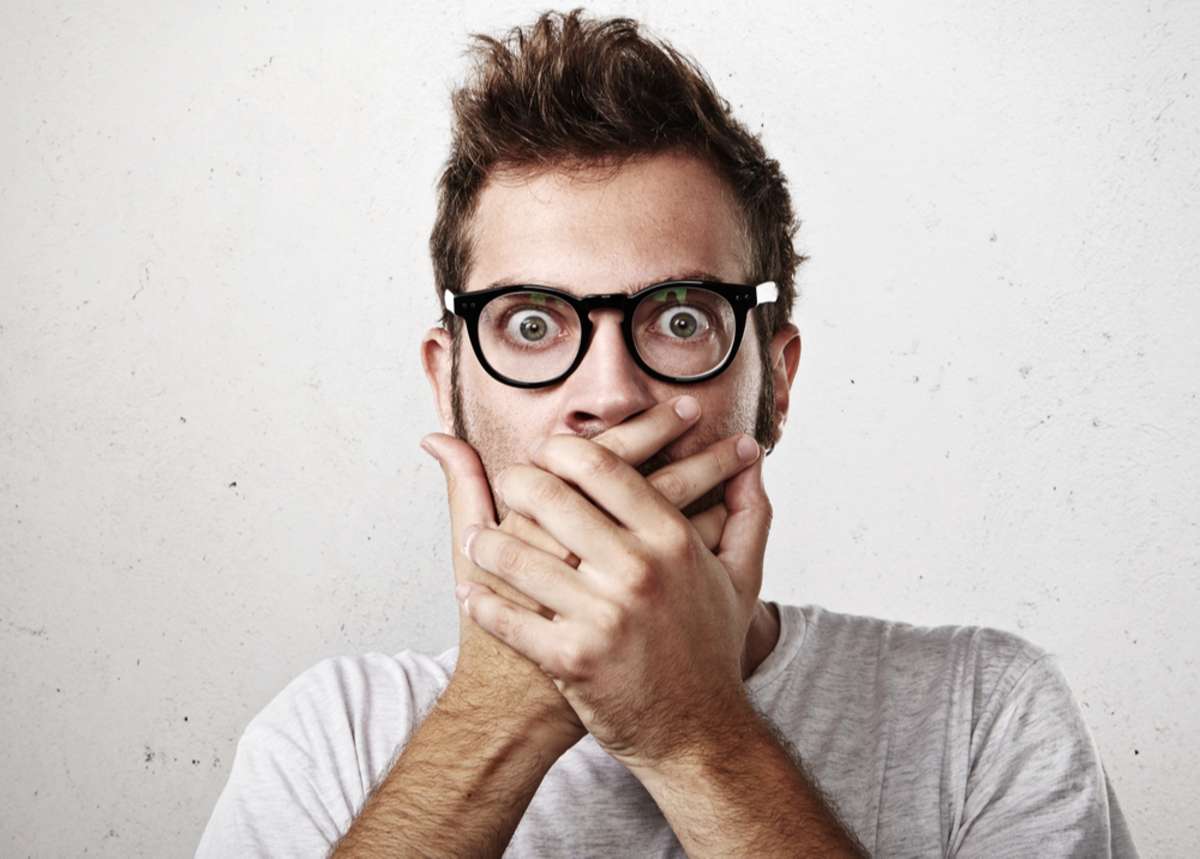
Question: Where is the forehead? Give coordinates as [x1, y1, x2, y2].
[466, 151, 749, 295]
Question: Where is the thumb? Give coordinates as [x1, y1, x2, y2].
[423, 432, 546, 616]
[421, 432, 497, 569]
[715, 450, 771, 599]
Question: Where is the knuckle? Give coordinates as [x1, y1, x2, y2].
[650, 470, 689, 507]
[622, 555, 659, 601]
[594, 604, 625, 639]
[658, 519, 694, 555]
[498, 512, 528, 536]
[577, 443, 621, 479]
[716, 441, 741, 474]
[496, 539, 524, 577]
[504, 513, 570, 561]
[489, 599, 515, 641]
[559, 640, 592, 680]
[529, 474, 565, 508]
[762, 497, 775, 527]
[595, 433, 631, 463]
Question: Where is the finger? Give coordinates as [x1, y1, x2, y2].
[590, 395, 702, 465]
[501, 512, 580, 569]
[532, 432, 761, 539]
[422, 433, 542, 614]
[689, 503, 728, 553]
[505, 420, 744, 569]
[648, 433, 761, 512]
[510, 408, 740, 565]
[457, 582, 564, 675]
[421, 433, 497, 553]
[715, 456, 772, 598]
[531, 434, 680, 536]
[467, 527, 590, 617]
[494, 463, 635, 570]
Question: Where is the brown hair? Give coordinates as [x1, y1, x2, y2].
[430, 9, 806, 448]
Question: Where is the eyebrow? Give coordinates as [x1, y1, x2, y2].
[479, 270, 726, 294]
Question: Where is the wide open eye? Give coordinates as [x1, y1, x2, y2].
[505, 308, 559, 345]
[633, 285, 736, 378]
[653, 305, 712, 340]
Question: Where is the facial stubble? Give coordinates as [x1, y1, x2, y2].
[449, 325, 777, 521]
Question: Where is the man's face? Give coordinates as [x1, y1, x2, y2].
[423, 150, 797, 518]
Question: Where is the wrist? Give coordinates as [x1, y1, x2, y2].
[441, 670, 584, 758]
[626, 689, 763, 784]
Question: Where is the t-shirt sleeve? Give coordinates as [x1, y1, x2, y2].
[195, 651, 451, 858]
[194, 720, 344, 857]
[950, 652, 1139, 858]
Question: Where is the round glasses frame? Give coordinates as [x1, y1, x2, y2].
[443, 279, 779, 389]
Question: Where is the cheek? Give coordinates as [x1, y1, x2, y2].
[458, 360, 556, 472]
[660, 372, 761, 463]
[712, 342, 763, 422]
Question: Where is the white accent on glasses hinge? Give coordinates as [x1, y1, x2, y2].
[756, 281, 779, 305]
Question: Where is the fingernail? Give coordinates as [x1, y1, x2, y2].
[455, 583, 470, 602]
[674, 396, 700, 421]
[462, 525, 481, 560]
[737, 435, 760, 462]
[420, 436, 439, 459]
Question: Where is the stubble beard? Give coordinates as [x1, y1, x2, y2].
[450, 329, 777, 522]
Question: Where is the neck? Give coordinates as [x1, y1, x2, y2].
[741, 599, 781, 680]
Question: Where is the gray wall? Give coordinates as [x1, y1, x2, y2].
[1, 1, 1196, 855]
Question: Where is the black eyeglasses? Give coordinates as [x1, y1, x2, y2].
[443, 279, 778, 388]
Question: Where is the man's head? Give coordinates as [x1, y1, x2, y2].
[422, 10, 804, 517]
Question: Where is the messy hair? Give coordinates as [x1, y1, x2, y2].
[431, 8, 804, 322]
[430, 9, 805, 449]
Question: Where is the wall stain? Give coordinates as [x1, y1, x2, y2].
[1, 617, 48, 638]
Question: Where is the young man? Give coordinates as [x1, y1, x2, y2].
[198, 11, 1137, 857]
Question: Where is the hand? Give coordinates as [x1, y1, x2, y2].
[455, 426, 771, 772]
[421, 396, 756, 750]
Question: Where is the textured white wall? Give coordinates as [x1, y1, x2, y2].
[1, 1, 1196, 855]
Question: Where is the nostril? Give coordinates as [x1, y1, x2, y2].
[565, 410, 605, 435]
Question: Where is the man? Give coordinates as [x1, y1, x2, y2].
[198, 11, 1138, 857]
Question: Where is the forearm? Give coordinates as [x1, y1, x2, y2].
[331, 675, 573, 858]
[632, 702, 869, 858]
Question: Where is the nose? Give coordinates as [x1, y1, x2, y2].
[560, 309, 656, 436]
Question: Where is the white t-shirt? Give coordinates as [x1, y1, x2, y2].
[196, 603, 1138, 857]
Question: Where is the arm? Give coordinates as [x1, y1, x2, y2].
[950, 653, 1139, 858]
[335, 398, 743, 856]
[328, 433, 586, 858]
[331, 674, 576, 857]
[629, 699, 867, 858]
[456, 424, 865, 854]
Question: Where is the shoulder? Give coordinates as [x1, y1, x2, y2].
[196, 647, 457, 856]
[786, 603, 1054, 720]
[238, 647, 459, 797]
[795, 603, 1045, 676]
[246, 648, 456, 753]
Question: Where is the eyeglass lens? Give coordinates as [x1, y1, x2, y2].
[476, 286, 737, 384]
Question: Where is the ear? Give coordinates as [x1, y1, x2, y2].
[767, 322, 801, 444]
[421, 326, 456, 434]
